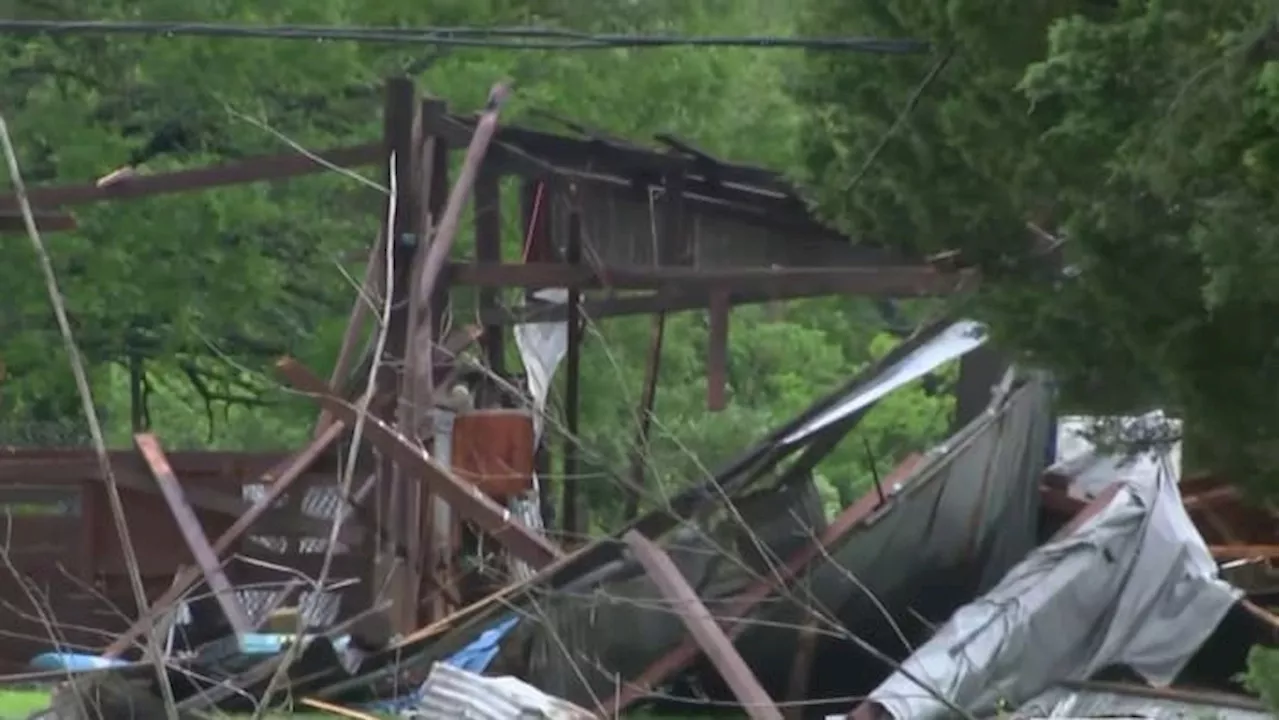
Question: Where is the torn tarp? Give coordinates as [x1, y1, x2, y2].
[864, 455, 1241, 719]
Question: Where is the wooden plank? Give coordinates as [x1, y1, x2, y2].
[101, 421, 344, 658]
[1208, 544, 1279, 560]
[276, 357, 562, 571]
[623, 313, 665, 520]
[450, 261, 973, 297]
[134, 433, 251, 635]
[0, 144, 380, 211]
[622, 530, 782, 720]
[474, 169, 504, 374]
[0, 211, 76, 234]
[375, 75, 422, 634]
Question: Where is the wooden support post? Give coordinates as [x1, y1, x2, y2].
[521, 178, 556, 530]
[785, 616, 819, 720]
[474, 168, 505, 383]
[623, 313, 665, 520]
[134, 433, 251, 635]
[373, 76, 422, 635]
[562, 202, 584, 540]
[707, 289, 729, 411]
[412, 87, 509, 623]
[622, 530, 783, 720]
[422, 97, 453, 624]
[102, 422, 344, 658]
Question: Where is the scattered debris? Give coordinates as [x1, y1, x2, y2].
[0, 75, 1272, 720]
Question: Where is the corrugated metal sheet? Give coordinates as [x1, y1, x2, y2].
[1014, 682, 1271, 719]
[405, 662, 592, 720]
[235, 483, 346, 627]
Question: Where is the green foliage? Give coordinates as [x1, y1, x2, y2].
[794, 0, 1278, 499]
[0, 0, 955, 537]
[1239, 645, 1279, 713]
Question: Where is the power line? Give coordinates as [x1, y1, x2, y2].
[0, 19, 929, 53]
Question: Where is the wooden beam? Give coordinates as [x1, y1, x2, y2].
[376, 75, 422, 634]
[102, 421, 344, 658]
[622, 530, 783, 720]
[623, 313, 665, 521]
[0, 211, 76, 234]
[474, 168, 504, 375]
[0, 144, 380, 211]
[134, 433, 252, 635]
[1209, 544, 1279, 560]
[562, 208, 584, 539]
[276, 357, 562, 571]
[450, 262, 973, 297]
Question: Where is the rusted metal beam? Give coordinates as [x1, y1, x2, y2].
[707, 290, 729, 412]
[134, 433, 251, 635]
[0, 144, 380, 211]
[622, 530, 783, 720]
[102, 421, 344, 658]
[275, 357, 562, 570]
[450, 262, 973, 297]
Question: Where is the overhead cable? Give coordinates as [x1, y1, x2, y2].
[0, 19, 929, 53]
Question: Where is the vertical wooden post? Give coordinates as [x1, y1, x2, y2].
[561, 193, 584, 540]
[521, 179, 556, 530]
[421, 96, 454, 624]
[475, 169, 505, 389]
[373, 76, 421, 634]
[623, 313, 665, 520]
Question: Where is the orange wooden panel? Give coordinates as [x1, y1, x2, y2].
[450, 409, 535, 500]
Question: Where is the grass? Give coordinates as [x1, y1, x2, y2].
[0, 688, 726, 718]
[0, 688, 387, 718]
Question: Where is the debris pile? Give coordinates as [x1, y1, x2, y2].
[0, 77, 1272, 720]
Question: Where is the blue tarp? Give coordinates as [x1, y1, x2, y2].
[361, 615, 521, 713]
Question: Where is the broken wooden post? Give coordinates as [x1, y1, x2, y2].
[102, 422, 343, 657]
[134, 433, 251, 635]
[622, 530, 783, 720]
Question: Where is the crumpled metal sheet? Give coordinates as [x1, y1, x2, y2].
[403, 662, 592, 720]
[866, 454, 1241, 720]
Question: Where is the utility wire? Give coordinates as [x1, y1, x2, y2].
[0, 19, 928, 53]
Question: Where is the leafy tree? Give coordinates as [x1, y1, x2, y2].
[794, 0, 1278, 499]
[0, 0, 955, 537]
